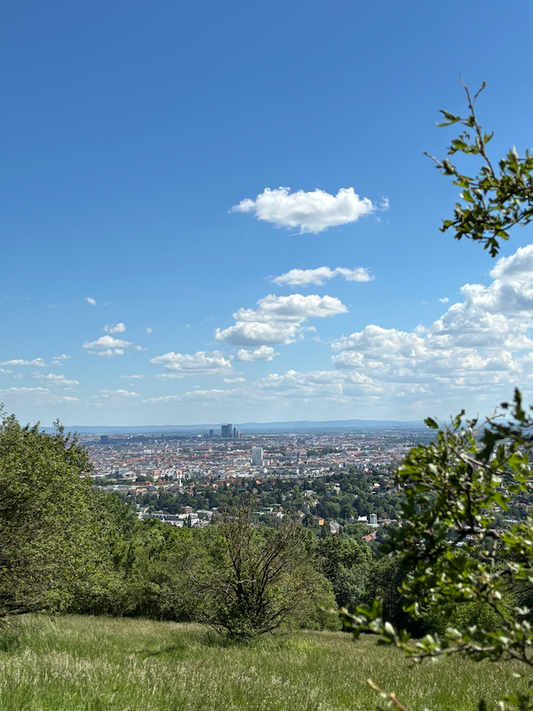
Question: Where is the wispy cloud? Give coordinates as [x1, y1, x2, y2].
[0, 386, 80, 406]
[96, 389, 140, 398]
[0, 358, 61, 367]
[272, 266, 374, 287]
[31, 373, 79, 386]
[86, 297, 97, 306]
[91, 389, 141, 408]
[89, 348, 125, 357]
[150, 350, 234, 377]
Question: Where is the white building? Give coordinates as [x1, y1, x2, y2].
[251, 446, 264, 467]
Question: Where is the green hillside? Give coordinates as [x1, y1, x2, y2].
[0, 615, 530, 711]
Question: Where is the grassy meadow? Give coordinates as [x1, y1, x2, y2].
[0, 615, 530, 711]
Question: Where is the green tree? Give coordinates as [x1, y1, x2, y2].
[317, 536, 372, 611]
[0, 409, 122, 616]
[339, 84, 533, 711]
[119, 518, 206, 621]
[195, 504, 336, 639]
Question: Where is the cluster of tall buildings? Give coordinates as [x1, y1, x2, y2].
[221, 423, 233, 439]
[220, 424, 243, 439]
[204, 425, 243, 439]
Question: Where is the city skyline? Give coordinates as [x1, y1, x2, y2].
[2, 1, 533, 425]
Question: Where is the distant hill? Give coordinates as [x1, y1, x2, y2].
[48, 419, 426, 435]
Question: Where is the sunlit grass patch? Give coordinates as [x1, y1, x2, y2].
[0, 615, 530, 710]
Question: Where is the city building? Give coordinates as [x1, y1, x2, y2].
[221, 424, 232, 439]
[252, 446, 264, 467]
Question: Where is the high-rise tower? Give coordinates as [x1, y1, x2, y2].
[221, 424, 232, 438]
[252, 446, 264, 467]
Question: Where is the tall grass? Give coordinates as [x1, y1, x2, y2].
[0, 615, 529, 710]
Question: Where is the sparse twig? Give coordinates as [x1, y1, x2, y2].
[367, 679, 413, 711]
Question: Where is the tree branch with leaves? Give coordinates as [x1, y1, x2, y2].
[340, 83, 533, 711]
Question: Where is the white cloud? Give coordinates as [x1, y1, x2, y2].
[90, 348, 125, 357]
[215, 321, 301, 346]
[97, 389, 140, 399]
[112, 248, 533, 419]
[0, 388, 50, 395]
[146, 328, 153, 334]
[235, 294, 347, 323]
[439, 297, 450, 303]
[181, 388, 231, 402]
[84, 335, 143, 355]
[120, 374, 145, 380]
[234, 346, 279, 361]
[215, 294, 347, 346]
[143, 394, 181, 404]
[326, 245, 533, 403]
[332, 325, 426, 359]
[272, 266, 374, 287]
[90, 389, 141, 408]
[0, 358, 58, 367]
[86, 297, 97, 305]
[83, 335, 133, 357]
[489, 245, 533, 281]
[253, 369, 377, 399]
[0, 387, 49, 395]
[52, 354, 70, 361]
[150, 350, 234, 377]
[103, 323, 127, 333]
[83, 335, 132, 349]
[164, 368, 379, 412]
[0, 386, 80, 407]
[0, 369, 13, 374]
[31, 373, 79, 386]
[44, 374, 79, 386]
[230, 187, 377, 234]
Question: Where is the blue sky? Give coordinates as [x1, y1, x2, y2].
[2, 0, 533, 426]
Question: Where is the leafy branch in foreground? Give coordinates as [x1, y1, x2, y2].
[339, 82, 533, 710]
[425, 79, 533, 257]
[340, 390, 533, 709]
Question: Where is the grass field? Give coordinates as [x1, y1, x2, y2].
[0, 615, 530, 711]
